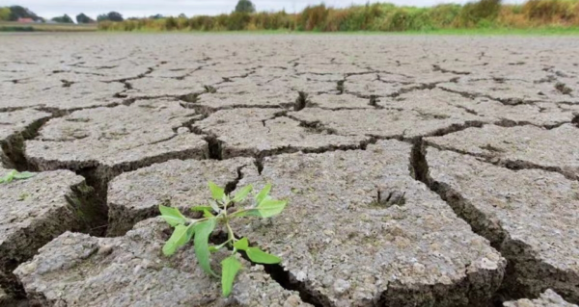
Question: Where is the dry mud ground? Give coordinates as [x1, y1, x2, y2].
[1, 33, 578, 307]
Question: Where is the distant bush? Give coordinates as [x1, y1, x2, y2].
[456, 0, 502, 27]
[0, 7, 11, 21]
[298, 4, 329, 31]
[0, 25, 34, 31]
[227, 12, 251, 30]
[429, 4, 462, 28]
[98, 0, 579, 32]
[498, 5, 530, 27]
[523, 0, 578, 24]
[51, 14, 74, 23]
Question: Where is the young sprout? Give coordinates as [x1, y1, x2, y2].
[158, 182, 286, 297]
[0, 170, 35, 184]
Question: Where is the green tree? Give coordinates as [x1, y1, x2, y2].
[8, 5, 41, 21]
[97, 11, 124, 22]
[76, 13, 95, 23]
[52, 14, 74, 23]
[108, 11, 124, 22]
[235, 0, 255, 13]
[0, 7, 11, 21]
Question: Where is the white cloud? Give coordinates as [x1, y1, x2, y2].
[12, 0, 525, 20]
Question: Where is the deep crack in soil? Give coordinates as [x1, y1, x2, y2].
[410, 140, 579, 305]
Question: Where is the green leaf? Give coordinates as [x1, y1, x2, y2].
[221, 255, 242, 297]
[222, 194, 230, 204]
[191, 206, 213, 212]
[255, 183, 272, 205]
[191, 206, 215, 218]
[256, 199, 287, 218]
[229, 209, 247, 218]
[194, 218, 218, 277]
[232, 184, 253, 203]
[159, 205, 188, 227]
[209, 200, 221, 213]
[162, 224, 191, 256]
[246, 247, 281, 264]
[235, 209, 257, 218]
[233, 237, 249, 251]
[208, 182, 225, 201]
[186, 224, 196, 241]
[13, 171, 35, 180]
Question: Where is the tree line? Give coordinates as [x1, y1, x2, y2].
[0, 5, 123, 24]
[0, 0, 254, 24]
[100, 0, 579, 32]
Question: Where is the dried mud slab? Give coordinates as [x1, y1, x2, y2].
[193, 75, 338, 111]
[0, 166, 87, 294]
[267, 75, 340, 94]
[438, 78, 579, 105]
[194, 108, 366, 158]
[396, 88, 578, 128]
[194, 89, 295, 111]
[25, 99, 208, 179]
[504, 290, 578, 307]
[0, 109, 50, 140]
[14, 218, 312, 307]
[0, 79, 125, 110]
[289, 105, 481, 140]
[125, 75, 223, 98]
[0, 109, 51, 168]
[184, 75, 297, 110]
[425, 124, 579, 180]
[425, 148, 579, 303]
[232, 140, 505, 307]
[107, 157, 256, 236]
[294, 62, 368, 75]
[345, 73, 413, 97]
[308, 93, 375, 109]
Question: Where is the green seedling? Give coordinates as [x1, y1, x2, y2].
[159, 182, 286, 297]
[0, 170, 35, 184]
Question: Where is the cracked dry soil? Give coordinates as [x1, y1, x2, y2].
[1, 33, 579, 307]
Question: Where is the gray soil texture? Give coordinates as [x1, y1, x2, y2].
[0, 33, 578, 307]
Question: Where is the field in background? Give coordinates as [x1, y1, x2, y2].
[0, 21, 97, 32]
[98, 0, 579, 33]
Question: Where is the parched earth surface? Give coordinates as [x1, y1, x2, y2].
[0, 33, 578, 307]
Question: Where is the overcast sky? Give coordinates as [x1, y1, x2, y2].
[10, 0, 525, 19]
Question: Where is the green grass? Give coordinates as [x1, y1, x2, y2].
[99, 26, 579, 36]
[401, 26, 579, 35]
[0, 21, 97, 32]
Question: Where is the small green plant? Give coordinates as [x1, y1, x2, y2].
[0, 170, 35, 184]
[159, 182, 286, 297]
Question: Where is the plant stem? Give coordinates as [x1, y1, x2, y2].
[214, 239, 232, 250]
[226, 222, 236, 243]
